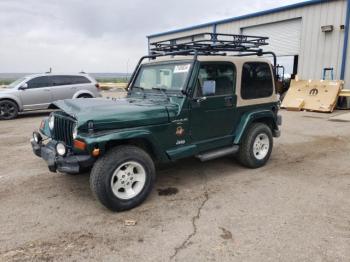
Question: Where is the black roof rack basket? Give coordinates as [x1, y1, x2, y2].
[149, 32, 269, 56]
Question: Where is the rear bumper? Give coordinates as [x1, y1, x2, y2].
[31, 140, 95, 173]
[273, 114, 282, 138]
[277, 114, 282, 126]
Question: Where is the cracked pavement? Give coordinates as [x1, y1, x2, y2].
[170, 183, 209, 260]
[1, 109, 350, 261]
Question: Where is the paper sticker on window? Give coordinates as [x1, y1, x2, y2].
[174, 64, 191, 73]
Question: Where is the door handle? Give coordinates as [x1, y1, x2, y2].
[195, 97, 207, 103]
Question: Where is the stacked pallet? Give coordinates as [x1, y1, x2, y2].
[281, 79, 344, 113]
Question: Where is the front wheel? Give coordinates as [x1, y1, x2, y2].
[90, 145, 155, 211]
[0, 100, 18, 120]
[238, 123, 273, 169]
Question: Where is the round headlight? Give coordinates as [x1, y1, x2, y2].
[56, 142, 67, 156]
[33, 132, 42, 144]
[48, 115, 55, 130]
[72, 124, 78, 140]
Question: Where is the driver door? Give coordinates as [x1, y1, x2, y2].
[190, 62, 238, 151]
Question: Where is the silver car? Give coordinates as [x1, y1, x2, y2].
[0, 73, 101, 119]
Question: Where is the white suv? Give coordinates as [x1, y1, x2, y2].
[0, 73, 101, 119]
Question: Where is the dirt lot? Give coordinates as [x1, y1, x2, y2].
[0, 107, 350, 262]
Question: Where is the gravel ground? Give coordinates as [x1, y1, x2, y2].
[0, 107, 349, 262]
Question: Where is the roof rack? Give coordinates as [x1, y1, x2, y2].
[149, 32, 269, 56]
[127, 33, 277, 90]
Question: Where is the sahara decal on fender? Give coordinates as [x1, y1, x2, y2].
[176, 126, 185, 137]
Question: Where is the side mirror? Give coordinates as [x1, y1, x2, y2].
[202, 80, 216, 96]
[19, 83, 28, 90]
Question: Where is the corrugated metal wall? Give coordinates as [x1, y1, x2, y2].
[215, 0, 346, 81]
[148, 0, 348, 83]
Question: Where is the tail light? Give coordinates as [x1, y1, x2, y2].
[95, 83, 101, 89]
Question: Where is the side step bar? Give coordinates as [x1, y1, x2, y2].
[196, 145, 239, 162]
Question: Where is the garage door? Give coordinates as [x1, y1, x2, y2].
[242, 19, 301, 56]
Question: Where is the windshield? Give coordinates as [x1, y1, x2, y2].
[133, 62, 192, 91]
[6, 78, 26, 89]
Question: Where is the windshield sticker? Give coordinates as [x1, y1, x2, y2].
[174, 64, 191, 73]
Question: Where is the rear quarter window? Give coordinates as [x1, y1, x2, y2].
[241, 62, 273, 100]
[72, 76, 91, 84]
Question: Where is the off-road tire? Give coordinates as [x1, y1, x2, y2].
[90, 145, 155, 212]
[0, 100, 18, 120]
[238, 123, 273, 169]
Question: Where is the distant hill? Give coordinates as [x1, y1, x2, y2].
[0, 72, 130, 80]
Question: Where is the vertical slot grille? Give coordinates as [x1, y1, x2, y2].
[52, 114, 75, 146]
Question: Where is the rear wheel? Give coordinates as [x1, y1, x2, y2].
[238, 123, 273, 168]
[90, 145, 155, 211]
[0, 100, 18, 120]
[77, 94, 92, 98]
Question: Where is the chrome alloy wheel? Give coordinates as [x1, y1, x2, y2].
[110, 161, 146, 200]
[253, 133, 270, 160]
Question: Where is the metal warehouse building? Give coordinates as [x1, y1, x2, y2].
[147, 0, 350, 85]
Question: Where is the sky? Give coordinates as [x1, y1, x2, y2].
[0, 0, 305, 73]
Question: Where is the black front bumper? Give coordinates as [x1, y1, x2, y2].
[31, 140, 95, 173]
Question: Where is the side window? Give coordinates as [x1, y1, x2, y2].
[27, 76, 52, 89]
[73, 76, 91, 84]
[241, 62, 273, 99]
[51, 76, 71, 86]
[196, 63, 235, 97]
[51, 76, 90, 86]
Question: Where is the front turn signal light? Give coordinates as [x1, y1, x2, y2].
[92, 148, 100, 157]
[73, 140, 86, 151]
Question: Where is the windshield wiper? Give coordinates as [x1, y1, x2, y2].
[152, 87, 170, 101]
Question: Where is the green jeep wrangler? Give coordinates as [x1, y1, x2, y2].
[31, 33, 282, 211]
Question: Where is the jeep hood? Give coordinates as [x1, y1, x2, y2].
[51, 98, 180, 130]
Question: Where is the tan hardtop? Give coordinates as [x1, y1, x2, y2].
[143, 55, 278, 107]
